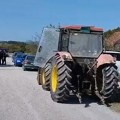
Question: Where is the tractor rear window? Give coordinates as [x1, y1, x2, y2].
[68, 33, 103, 58]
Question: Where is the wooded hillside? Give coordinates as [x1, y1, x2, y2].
[104, 27, 120, 51]
[0, 40, 38, 55]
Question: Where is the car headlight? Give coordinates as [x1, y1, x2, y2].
[17, 60, 21, 62]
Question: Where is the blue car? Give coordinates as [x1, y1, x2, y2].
[14, 54, 26, 66]
[12, 52, 24, 62]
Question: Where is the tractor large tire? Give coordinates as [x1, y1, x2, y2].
[41, 63, 51, 91]
[97, 64, 119, 100]
[50, 55, 73, 103]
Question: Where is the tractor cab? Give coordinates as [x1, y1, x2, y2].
[59, 26, 103, 58]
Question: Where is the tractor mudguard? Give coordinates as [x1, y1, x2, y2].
[97, 54, 115, 68]
[55, 52, 73, 62]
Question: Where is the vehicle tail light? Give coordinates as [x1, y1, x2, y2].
[24, 60, 28, 64]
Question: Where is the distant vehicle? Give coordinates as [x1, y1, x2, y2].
[22, 55, 38, 71]
[104, 51, 120, 73]
[13, 54, 25, 66]
[22, 54, 27, 61]
[12, 52, 24, 62]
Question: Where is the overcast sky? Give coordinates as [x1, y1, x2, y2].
[0, 0, 120, 41]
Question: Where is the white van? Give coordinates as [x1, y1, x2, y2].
[104, 51, 120, 73]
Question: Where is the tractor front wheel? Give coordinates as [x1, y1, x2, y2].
[41, 63, 51, 91]
[37, 68, 41, 85]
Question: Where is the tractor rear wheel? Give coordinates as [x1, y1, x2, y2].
[50, 55, 73, 102]
[97, 64, 119, 100]
[41, 63, 51, 91]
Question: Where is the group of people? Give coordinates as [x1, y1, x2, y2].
[0, 49, 7, 65]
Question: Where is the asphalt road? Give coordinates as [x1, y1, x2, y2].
[0, 57, 120, 120]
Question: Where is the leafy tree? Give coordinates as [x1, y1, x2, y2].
[104, 27, 120, 51]
[0, 40, 38, 54]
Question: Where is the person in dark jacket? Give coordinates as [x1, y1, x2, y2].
[0, 50, 3, 65]
[2, 50, 7, 65]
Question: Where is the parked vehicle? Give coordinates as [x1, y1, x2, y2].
[12, 51, 24, 62]
[22, 55, 38, 71]
[34, 26, 119, 104]
[13, 54, 25, 66]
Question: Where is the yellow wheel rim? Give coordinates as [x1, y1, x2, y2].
[41, 69, 45, 85]
[51, 65, 57, 92]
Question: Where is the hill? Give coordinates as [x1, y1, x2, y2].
[104, 27, 120, 51]
[0, 40, 38, 54]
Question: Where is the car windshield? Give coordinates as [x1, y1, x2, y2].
[27, 56, 35, 61]
[16, 55, 23, 58]
[69, 33, 103, 58]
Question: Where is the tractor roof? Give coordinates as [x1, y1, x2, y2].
[61, 25, 103, 32]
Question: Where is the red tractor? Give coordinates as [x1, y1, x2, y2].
[34, 25, 119, 103]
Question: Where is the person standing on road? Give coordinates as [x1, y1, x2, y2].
[0, 50, 3, 65]
[2, 50, 7, 65]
